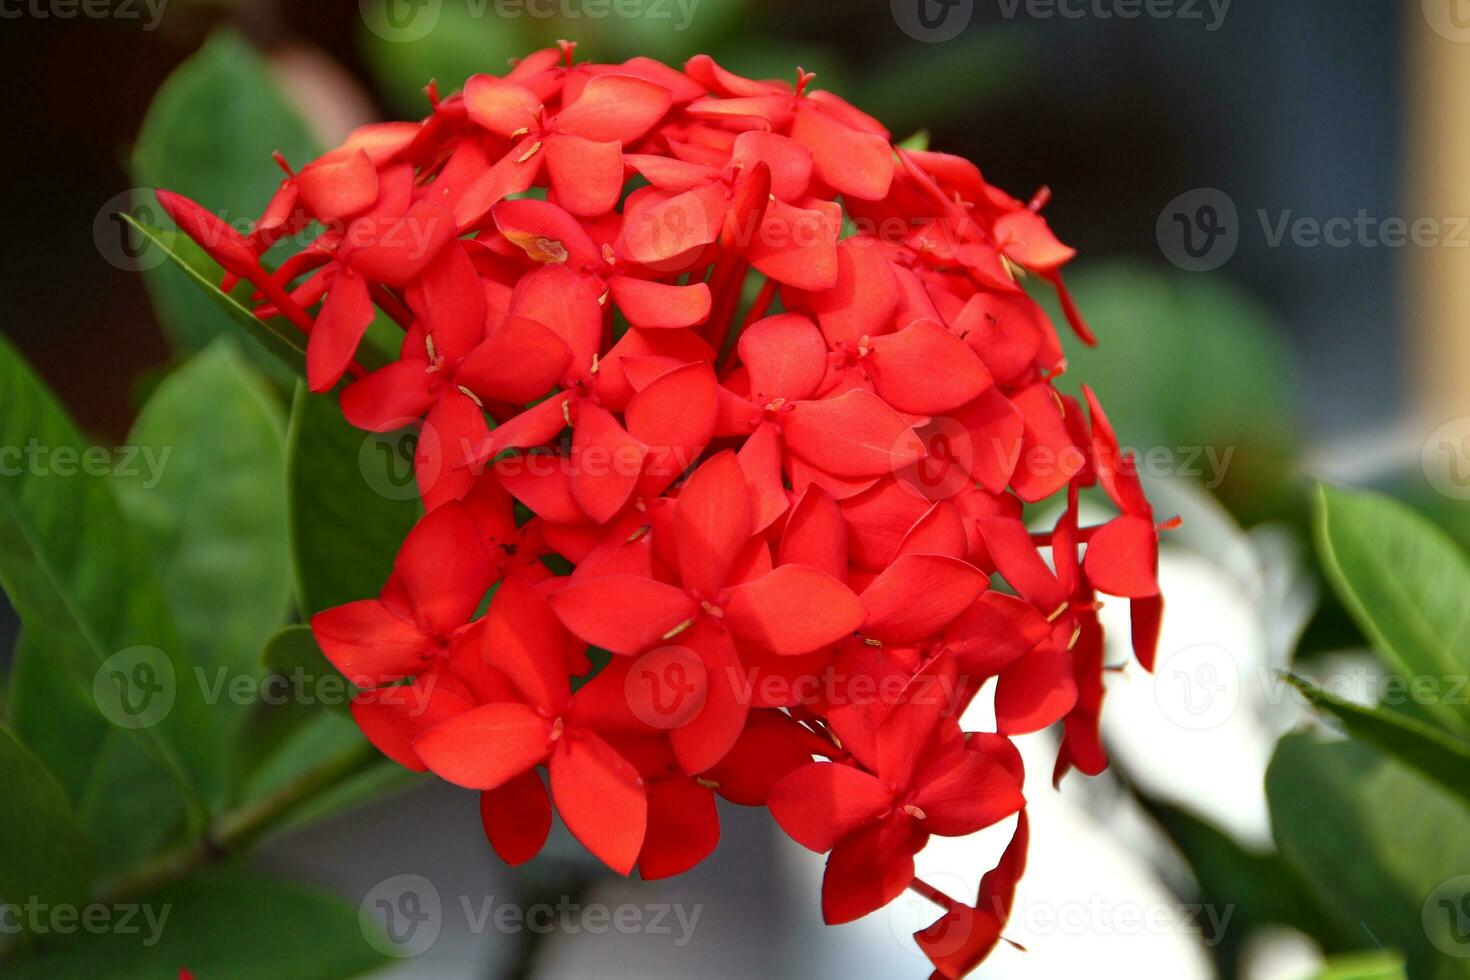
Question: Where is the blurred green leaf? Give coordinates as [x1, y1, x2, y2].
[1314, 485, 1470, 735]
[114, 340, 292, 771]
[117, 214, 308, 378]
[1144, 797, 1347, 973]
[1268, 732, 1470, 979]
[131, 30, 318, 383]
[1050, 262, 1300, 521]
[0, 334, 216, 813]
[0, 725, 93, 920]
[285, 385, 421, 616]
[1313, 951, 1408, 980]
[261, 625, 348, 711]
[0, 870, 386, 979]
[359, 0, 533, 114]
[1289, 675, 1470, 808]
[856, 33, 1034, 133]
[7, 640, 183, 882]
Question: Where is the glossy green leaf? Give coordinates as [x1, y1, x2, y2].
[1312, 950, 1408, 980]
[114, 341, 292, 761]
[1287, 675, 1470, 809]
[0, 725, 93, 917]
[0, 335, 216, 813]
[117, 213, 308, 377]
[285, 385, 421, 616]
[130, 30, 317, 381]
[1315, 485, 1470, 734]
[0, 870, 387, 979]
[7, 640, 183, 881]
[1268, 732, 1470, 979]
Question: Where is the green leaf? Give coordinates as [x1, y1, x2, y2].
[0, 334, 216, 813]
[6, 638, 183, 881]
[285, 385, 421, 616]
[130, 30, 318, 381]
[116, 214, 307, 377]
[1314, 485, 1470, 734]
[1288, 675, 1470, 808]
[114, 340, 292, 764]
[1268, 732, 1470, 979]
[0, 870, 387, 979]
[0, 725, 93, 916]
[1312, 950, 1408, 980]
[1143, 797, 1347, 965]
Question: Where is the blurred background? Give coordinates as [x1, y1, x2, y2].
[2, 1, 1468, 978]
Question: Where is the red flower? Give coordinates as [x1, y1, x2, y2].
[164, 46, 1165, 976]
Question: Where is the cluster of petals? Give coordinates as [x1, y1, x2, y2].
[159, 42, 1164, 978]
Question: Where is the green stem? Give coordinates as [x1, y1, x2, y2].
[100, 742, 381, 903]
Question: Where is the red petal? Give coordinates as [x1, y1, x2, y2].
[869, 319, 992, 416]
[778, 485, 848, 582]
[860, 555, 986, 644]
[510, 264, 602, 379]
[394, 502, 493, 636]
[415, 701, 553, 789]
[463, 75, 541, 139]
[1131, 594, 1164, 672]
[705, 710, 821, 806]
[791, 104, 894, 202]
[554, 73, 673, 144]
[746, 198, 840, 291]
[730, 130, 813, 200]
[784, 390, 925, 479]
[1083, 514, 1160, 598]
[617, 184, 723, 267]
[549, 575, 696, 655]
[479, 769, 553, 866]
[738, 313, 827, 404]
[821, 818, 919, 924]
[414, 240, 488, 361]
[995, 646, 1078, 734]
[1010, 383, 1085, 502]
[550, 732, 648, 875]
[570, 402, 647, 523]
[672, 452, 753, 596]
[545, 135, 624, 217]
[669, 621, 749, 774]
[767, 762, 891, 852]
[723, 564, 864, 656]
[482, 576, 573, 713]
[340, 359, 435, 432]
[736, 421, 789, 532]
[911, 750, 1024, 836]
[942, 592, 1050, 678]
[610, 276, 711, 329]
[809, 237, 900, 349]
[639, 778, 720, 880]
[996, 209, 1076, 271]
[952, 388, 1024, 494]
[307, 270, 375, 392]
[311, 599, 432, 687]
[351, 678, 474, 770]
[458, 316, 572, 405]
[296, 148, 378, 221]
[625, 361, 718, 499]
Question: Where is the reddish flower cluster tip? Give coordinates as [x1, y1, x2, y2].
[160, 42, 1165, 977]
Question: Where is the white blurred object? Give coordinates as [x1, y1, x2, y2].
[1099, 478, 1314, 848]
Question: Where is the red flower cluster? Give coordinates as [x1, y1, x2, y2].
[160, 43, 1164, 977]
